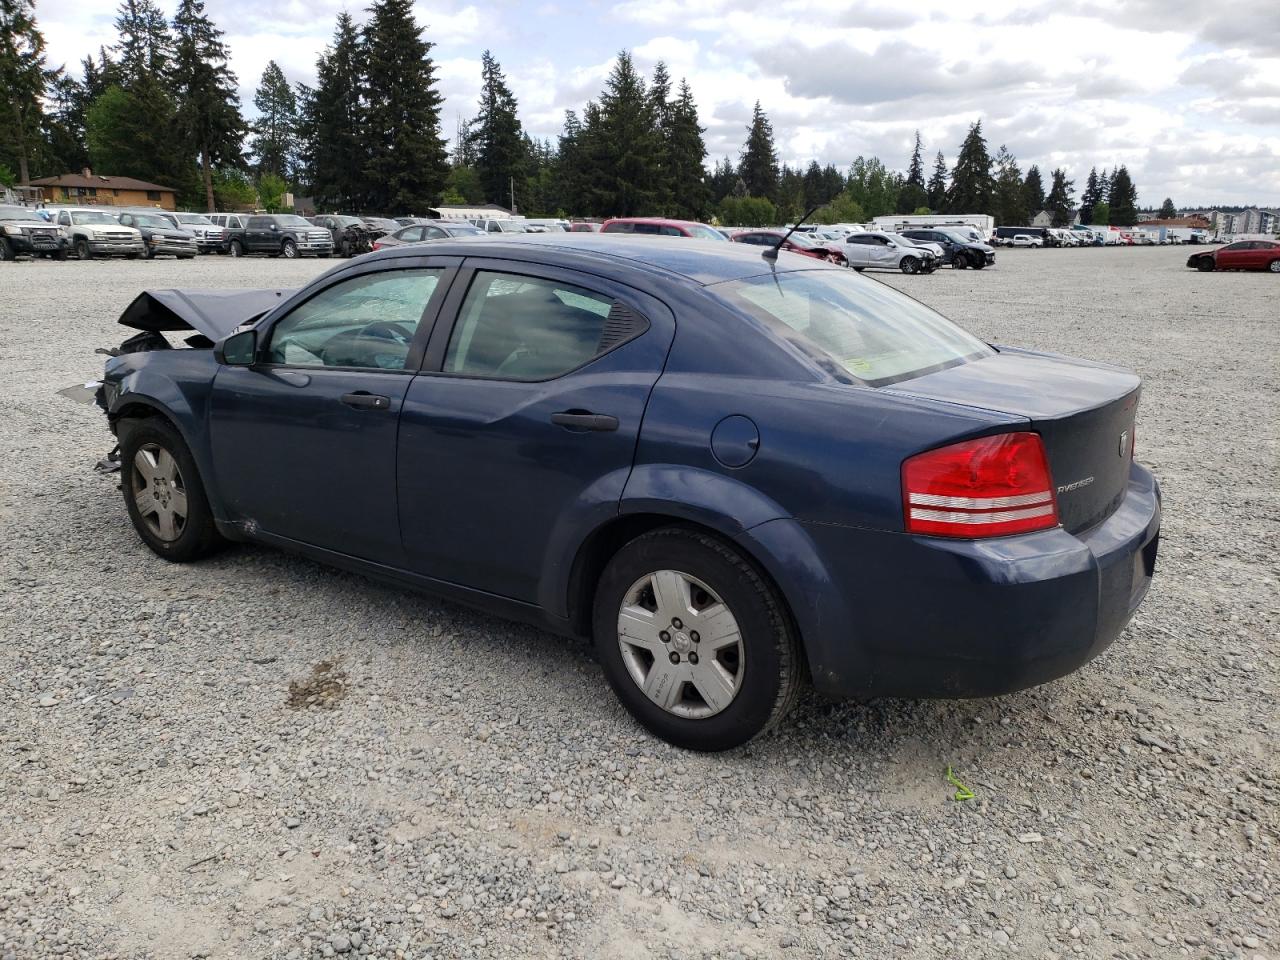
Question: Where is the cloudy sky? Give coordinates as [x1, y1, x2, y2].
[35, 0, 1280, 207]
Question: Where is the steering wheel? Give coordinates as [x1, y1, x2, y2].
[353, 320, 412, 344]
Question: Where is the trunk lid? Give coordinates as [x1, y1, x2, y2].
[886, 348, 1140, 534]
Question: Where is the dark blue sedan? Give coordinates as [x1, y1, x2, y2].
[97, 235, 1161, 751]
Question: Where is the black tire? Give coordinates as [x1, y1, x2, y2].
[591, 527, 805, 752]
[1197, 258, 1213, 272]
[1268, 259, 1280, 274]
[229, 239, 243, 258]
[852, 266, 864, 272]
[75, 238, 92, 260]
[899, 256, 920, 275]
[52, 248, 67, 261]
[145, 244, 157, 259]
[952, 252, 968, 269]
[340, 239, 352, 258]
[118, 417, 223, 563]
[0, 237, 14, 261]
[178, 254, 195, 260]
[281, 238, 298, 259]
[972, 258, 985, 270]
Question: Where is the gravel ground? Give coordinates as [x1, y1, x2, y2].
[1, 245, 1276, 960]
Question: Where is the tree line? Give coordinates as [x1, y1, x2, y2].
[2, 0, 1151, 224]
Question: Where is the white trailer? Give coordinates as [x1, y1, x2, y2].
[871, 214, 994, 240]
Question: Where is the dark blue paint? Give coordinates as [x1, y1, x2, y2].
[102, 235, 1162, 699]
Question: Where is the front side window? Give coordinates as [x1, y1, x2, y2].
[444, 271, 638, 381]
[715, 269, 994, 387]
[267, 269, 443, 370]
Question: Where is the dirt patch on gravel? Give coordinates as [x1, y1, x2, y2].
[286, 658, 349, 710]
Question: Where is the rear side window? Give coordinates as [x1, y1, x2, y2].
[444, 271, 645, 381]
[601, 222, 632, 233]
[716, 270, 994, 387]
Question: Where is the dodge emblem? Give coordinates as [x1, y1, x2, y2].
[1119, 430, 1130, 457]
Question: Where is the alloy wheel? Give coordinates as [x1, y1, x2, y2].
[616, 570, 744, 719]
[1270, 260, 1280, 273]
[131, 443, 189, 542]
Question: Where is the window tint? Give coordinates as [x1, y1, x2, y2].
[444, 272, 640, 381]
[267, 269, 442, 370]
[849, 235, 874, 245]
[601, 222, 632, 233]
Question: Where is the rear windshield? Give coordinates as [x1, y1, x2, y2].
[716, 270, 994, 387]
[72, 211, 120, 225]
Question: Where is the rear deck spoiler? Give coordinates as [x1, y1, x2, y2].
[118, 288, 295, 340]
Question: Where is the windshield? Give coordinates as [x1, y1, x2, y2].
[133, 214, 171, 227]
[687, 223, 728, 242]
[493, 220, 525, 232]
[176, 214, 212, 225]
[716, 270, 994, 387]
[0, 207, 36, 221]
[276, 215, 313, 228]
[72, 211, 120, 225]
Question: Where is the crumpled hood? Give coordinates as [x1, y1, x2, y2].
[118, 288, 295, 340]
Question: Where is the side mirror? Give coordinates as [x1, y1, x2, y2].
[215, 329, 258, 366]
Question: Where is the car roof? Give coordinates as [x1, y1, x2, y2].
[361, 233, 831, 286]
[603, 217, 712, 228]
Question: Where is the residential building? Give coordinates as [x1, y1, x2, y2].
[1134, 216, 1212, 230]
[27, 169, 178, 210]
[1031, 209, 1080, 227]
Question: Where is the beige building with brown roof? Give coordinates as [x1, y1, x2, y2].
[28, 170, 178, 211]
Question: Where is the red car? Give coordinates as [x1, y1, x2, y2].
[1187, 239, 1280, 273]
[599, 217, 727, 241]
[731, 229, 848, 265]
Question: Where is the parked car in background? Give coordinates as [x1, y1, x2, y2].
[372, 221, 486, 250]
[600, 217, 728, 241]
[164, 213, 224, 253]
[731, 229, 847, 264]
[310, 215, 378, 257]
[116, 211, 198, 260]
[1008, 235, 1043, 249]
[842, 231, 938, 273]
[361, 217, 401, 237]
[568, 222, 600, 233]
[223, 214, 333, 259]
[93, 234, 1160, 751]
[0, 204, 65, 260]
[469, 217, 527, 234]
[1186, 239, 1280, 273]
[51, 207, 145, 260]
[900, 228, 996, 269]
[523, 218, 572, 233]
[891, 232, 945, 260]
[993, 226, 1054, 247]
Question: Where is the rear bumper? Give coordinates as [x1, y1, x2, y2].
[739, 462, 1161, 699]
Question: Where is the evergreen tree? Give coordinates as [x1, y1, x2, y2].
[1079, 166, 1100, 223]
[1092, 200, 1110, 226]
[1, 0, 48, 183]
[171, 0, 245, 211]
[847, 156, 900, 219]
[947, 121, 993, 213]
[1158, 197, 1176, 218]
[307, 13, 365, 209]
[647, 60, 673, 213]
[896, 130, 927, 213]
[801, 160, 824, 208]
[1107, 165, 1138, 225]
[1021, 165, 1045, 222]
[926, 151, 948, 211]
[113, 0, 171, 87]
[1045, 167, 1075, 226]
[666, 78, 708, 220]
[588, 51, 660, 216]
[707, 155, 741, 206]
[1097, 168, 1112, 207]
[43, 70, 90, 172]
[362, 0, 449, 213]
[738, 101, 778, 201]
[991, 145, 1024, 226]
[467, 50, 524, 208]
[552, 109, 584, 214]
[251, 60, 297, 179]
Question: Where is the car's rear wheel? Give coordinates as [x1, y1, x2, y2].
[592, 528, 804, 751]
[900, 256, 920, 274]
[75, 239, 92, 260]
[1197, 258, 1214, 272]
[0, 238, 14, 261]
[1269, 259, 1280, 273]
[119, 417, 222, 562]
[229, 239, 243, 258]
[282, 238, 298, 259]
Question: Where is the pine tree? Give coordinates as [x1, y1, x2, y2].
[1158, 197, 1176, 219]
[467, 50, 524, 209]
[1079, 166, 1100, 223]
[707, 155, 740, 206]
[362, 0, 449, 213]
[251, 60, 297, 179]
[896, 130, 927, 213]
[1045, 168, 1075, 226]
[991, 145, 1024, 226]
[1021, 165, 1045, 222]
[647, 61, 673, 213]
[1, 0, 48, 183]
[43, 70, 90, 172]
[113, 0, 171, 87]
[307, 13, 365, 209]
[666, 79, 708, 220]
[1107, 165, 1138, 226]
[738, 101, 778, 201]
[947, 121, 993, 213]
[171, 0, 245, 211]
[589, 51, 660, 216]
[552, 109, 584, 214]
[926, 152, 948, 211]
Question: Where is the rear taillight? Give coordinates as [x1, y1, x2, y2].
[902, 432, 1059, 538]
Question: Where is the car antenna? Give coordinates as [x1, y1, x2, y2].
[764, 204, 825, 262]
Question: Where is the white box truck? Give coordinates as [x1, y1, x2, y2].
[871, 214, 994, 241]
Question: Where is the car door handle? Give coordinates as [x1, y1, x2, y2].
[550, 411, 619, 432]
[341, 391, 391, 411]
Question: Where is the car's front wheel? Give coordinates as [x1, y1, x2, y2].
[119, 417, 223, 562]
[952, 252, 968, 269]
[899, 256, 921, 274]
[281, 238, 298, 259]
[75, 239, 92, 260]
[228, 239, 244, 257]
[592, 528, 804, 751]
[1197, 258, 1214, 272]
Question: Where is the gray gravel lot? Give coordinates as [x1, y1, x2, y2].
[1, 245, 1276, 960]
